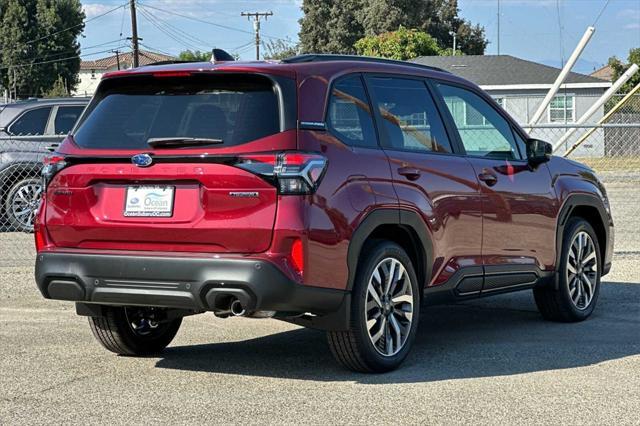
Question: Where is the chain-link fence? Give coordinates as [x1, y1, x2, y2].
[0, 136, 48, 266]
[524, 92, 640, 253]
[0, 93, 639, 266]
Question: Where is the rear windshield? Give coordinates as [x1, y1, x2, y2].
[73, 74, 280, 149]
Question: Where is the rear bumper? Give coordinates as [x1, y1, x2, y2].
[35, 252, 347, 318]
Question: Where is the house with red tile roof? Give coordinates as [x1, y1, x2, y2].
[74, 50, 175, 96]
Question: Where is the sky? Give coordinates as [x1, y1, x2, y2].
[79, 0, 640, 74]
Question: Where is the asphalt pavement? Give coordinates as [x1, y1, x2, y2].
[1, 255, 639, 425]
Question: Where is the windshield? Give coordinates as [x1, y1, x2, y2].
[73, 74, 280, 149]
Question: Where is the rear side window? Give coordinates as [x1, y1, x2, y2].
[326, 75, 377, 147]
[368, 77, 452, 153]
[54, 106, 85, 135]
[74, 74, 280, 149]
[9, 107, 52, 136]
[437, 83, 522, 160]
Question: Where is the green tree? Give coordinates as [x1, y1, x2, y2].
[35, 0, 84, 95]
[354, 27, 442, 60]
[178, 50, 211, 62]
[0, 0, 84, 98]
[608, 48, 640, 93]
[299, 0, 487, 55]
[262, 39, 300, 60]
[299, 0, 364, 54]
[42, 75, 68, 97]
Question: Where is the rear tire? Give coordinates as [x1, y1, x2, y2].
[327, 241, 420, 373]
[88, 306, 182, 356]
[534, 217, 601, 322]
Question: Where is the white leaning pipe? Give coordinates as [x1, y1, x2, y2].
[552, 63, 640, 153]
[526, 26, 595, 130]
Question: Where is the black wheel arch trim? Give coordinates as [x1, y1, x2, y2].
[346, 208, 434, 291]
[555, 193, 612, 278]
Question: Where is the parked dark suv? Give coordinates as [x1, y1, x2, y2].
[34, 55, 613, 372]
[1, 97, 88, 231]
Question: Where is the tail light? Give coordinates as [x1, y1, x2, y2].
[236, 152, 327, 195]
[42, 155, 67, 189]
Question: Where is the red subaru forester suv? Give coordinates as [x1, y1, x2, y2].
[35, 54, 613, 372]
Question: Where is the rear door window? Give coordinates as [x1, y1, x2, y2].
[74, 74, 280, 149]
[9, 107, 52, 136]
[367, 77, 452, 153]
[54, 106, 85, 135]
[326, 75, 377, 147]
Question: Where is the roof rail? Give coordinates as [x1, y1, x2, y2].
[281, 54, 449, 73]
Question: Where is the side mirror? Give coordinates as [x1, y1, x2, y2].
[525, 138, 552, 166]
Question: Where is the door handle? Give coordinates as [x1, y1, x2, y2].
[478, 171, 498, 186]
[398, 167, 421, 181]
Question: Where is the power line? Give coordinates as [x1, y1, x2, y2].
[25, 2, 128, 46]
[592, 0, 611, 26]
[119, 2, 128, 38]
[138, 8, 203, 51]
[82, 38, 127, 51]
[138, 42, 174, 57]
[0, 46, 128, 71]
[137, 2, 290, 43]
[497, 0, 500, 55]
[138, 5, 212, 49]
[556, 0, 565, 68]
[232, 40, 257, 51]
[1, 39, 126, 69]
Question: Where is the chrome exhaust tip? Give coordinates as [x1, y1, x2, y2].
[230, 299, 246, 317]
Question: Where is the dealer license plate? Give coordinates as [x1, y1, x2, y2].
[124, 186, 175, 217]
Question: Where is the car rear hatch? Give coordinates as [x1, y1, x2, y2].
[43, 71, 297, 253]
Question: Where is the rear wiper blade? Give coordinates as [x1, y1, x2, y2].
[147, 137, 224, 148]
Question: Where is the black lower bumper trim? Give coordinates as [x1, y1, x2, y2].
[35, 252, 347, 317]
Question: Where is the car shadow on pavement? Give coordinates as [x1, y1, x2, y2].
[155, 281, 640, 383]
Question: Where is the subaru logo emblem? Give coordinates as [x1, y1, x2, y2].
[132, 153, 153, 167]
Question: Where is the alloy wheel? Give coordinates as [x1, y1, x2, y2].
[9, 181, 42, 230]
[365, 257, 414, 357]
[566, 231, 598, 310]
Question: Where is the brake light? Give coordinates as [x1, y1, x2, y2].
[152, 71, 192, 78]
[236, 152, 327, 195]
[290, 239, 304, 275]
[42, 155, 67, 189]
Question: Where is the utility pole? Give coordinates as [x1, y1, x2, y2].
[449, 31, 457, 56]
[241, 11, 273, 60]
[112, 50, 121, 70]
[129, 0, 140, 67]
[12, 68, 17, 101]
[497, 0, 501, 55]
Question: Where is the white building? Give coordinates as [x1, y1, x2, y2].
[74, 50, 175, 97]
[412, 55, 612, 157]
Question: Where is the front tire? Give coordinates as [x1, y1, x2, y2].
[88, 306, 182, 356]
[4, 177, 42, 232]
[327, 241, 420, 373]
[534, 217, 601, 322]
